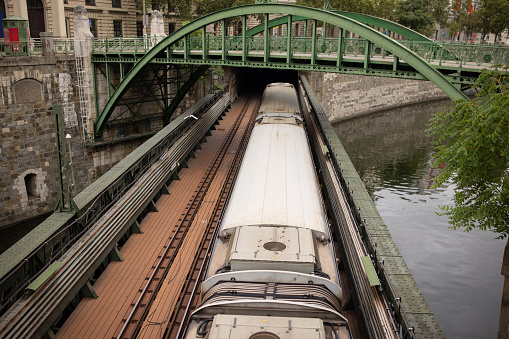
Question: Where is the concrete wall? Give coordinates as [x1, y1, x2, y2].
[0, 55, 93, 228]
[304, 72, 448, 123]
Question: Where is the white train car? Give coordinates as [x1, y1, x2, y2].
[185, 83, 350, 339]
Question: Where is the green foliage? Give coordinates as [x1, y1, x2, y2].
[478, 0, 509, 37]
[431, 0, 450, 27]
[194, 0, 254, 17]
[428, 70, 509, 238]
[395, 0, 434, 35]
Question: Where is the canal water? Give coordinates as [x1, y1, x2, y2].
[333, 99, 505, 339]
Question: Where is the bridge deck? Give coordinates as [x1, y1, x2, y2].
[57, 97, 252, 339]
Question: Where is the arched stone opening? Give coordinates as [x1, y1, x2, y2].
[27, 0, 45, 38]
[13, 78, 43, 104]
[24, 173, 37, 199]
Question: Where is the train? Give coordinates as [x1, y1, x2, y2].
[185, 83, 351, 339]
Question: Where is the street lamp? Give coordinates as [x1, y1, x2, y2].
[65, 133, 75, 192]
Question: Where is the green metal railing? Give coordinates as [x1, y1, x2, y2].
[91, 35, 509, 70]
[0, 38, 43, 56]
[53, 38, 75, 55]
[92, 36, 167, 53]
[5, 35, 506, 70]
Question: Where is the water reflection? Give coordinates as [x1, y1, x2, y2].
[334, 99, 505, 339]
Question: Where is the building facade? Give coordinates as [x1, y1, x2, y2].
[0, 0, 181, 39]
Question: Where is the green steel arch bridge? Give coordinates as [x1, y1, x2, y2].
[90, 3, 509, 141]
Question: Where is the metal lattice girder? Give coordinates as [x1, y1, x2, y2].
[95, 4, 468, 136]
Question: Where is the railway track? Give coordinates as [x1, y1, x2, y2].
[116, 95, 260, 339]
[303, 93, 397, 338]
[0, 94, 230, 339]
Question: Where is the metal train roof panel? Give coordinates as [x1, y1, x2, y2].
[259, 83, 300, 114]
[221, 123, 328, 237]
[226, 226, 317, 274]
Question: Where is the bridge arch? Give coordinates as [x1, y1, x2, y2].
[247, 11, 432, 42]
[95, 4, 467, 136]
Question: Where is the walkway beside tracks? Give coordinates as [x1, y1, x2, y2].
[56, 96, 258, 339]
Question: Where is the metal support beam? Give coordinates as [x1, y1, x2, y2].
[80, 281, 98, 299]
[336, 28, 343, 67]
[109, 246, 124, 262]
[364, 40, 371, 69]
[202, 26, 207, 60]
[264, 14, 269, 63]
[311, 20, 317, 64]
[119, 63, 124, 81]
[222, 19, 226, 60]
[105, 62, 111, 99]
[130, 220, 143, 234]
[242, 15, 247, 62]
[148, 200, 159, 212]
[286, 15, 292, 64]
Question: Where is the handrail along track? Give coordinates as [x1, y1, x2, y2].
[0, 91, 231, 339]
[0, 90, 228, 317]
[116, 95, 260, 339]
[299, 74, 418, 339]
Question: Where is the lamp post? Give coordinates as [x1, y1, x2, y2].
[65, 133, 75, 193]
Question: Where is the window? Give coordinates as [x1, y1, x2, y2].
[136, 21, 143, 37]
[24, 174, 37, 199]
[89, 19, 97, 37]
[152, 3, 159, 10]
[168, 23, 176, 34]
[167, 3, 175, 12]
[112, 0, 121, 8]
[85, 0, 95, 6]
[113, 20, 122, 37]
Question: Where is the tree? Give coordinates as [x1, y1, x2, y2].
[428, 69, 509, 238]
[431, 0, 450, 27]
[478, 0, 509, 40]
[395, 0, 434, 36]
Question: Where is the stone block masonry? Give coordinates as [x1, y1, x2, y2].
[0, 55, 94, 229]
[304, 72, 448, 123]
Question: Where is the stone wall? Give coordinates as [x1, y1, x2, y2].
[304, 72, 449, 123]
[0, 55, 93, 228]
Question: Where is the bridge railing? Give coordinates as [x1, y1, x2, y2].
[53, 38, 75, 55]
[0, 38, 43, 56]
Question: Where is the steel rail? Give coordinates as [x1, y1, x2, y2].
[167, 95, 261, 339]
[116, 95, 255, 339]
[299, 83, 397, 339]
[0, 95, 230, 339]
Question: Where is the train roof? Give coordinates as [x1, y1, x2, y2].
[259, 82, 300, 115]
